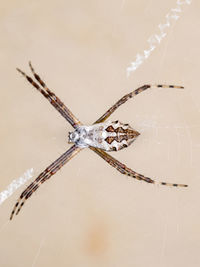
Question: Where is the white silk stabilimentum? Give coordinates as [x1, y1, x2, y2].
[126, 0, 192, 77]
[0, 168, 33, 205]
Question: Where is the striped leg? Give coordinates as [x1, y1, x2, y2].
[17, 63, 81, 128]
[90, 147, 188, 187]
[10, 145, 82, 220]
[94, 84, 184, 124]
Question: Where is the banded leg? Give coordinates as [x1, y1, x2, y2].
[90, 147, 188, 187]
[94, 84, 184, 124]
[17, 63, 81, 128]
[10, 145, 82, 220]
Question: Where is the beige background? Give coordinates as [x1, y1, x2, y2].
[0, 1, 199, 267]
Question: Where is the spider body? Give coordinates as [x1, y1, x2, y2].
[10, 62, 188, 220]
[68, 121, 140, 151]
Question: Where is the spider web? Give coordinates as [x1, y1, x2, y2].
[0, 0, 193, 208]
[0, 1, 197, 267]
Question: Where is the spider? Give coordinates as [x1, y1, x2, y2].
[10, 62, 188, 220]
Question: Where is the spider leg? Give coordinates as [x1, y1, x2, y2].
[10, 145, 82, 220]
[90, 147, 188, 187]
[17, 63, 81, 128]
[94, 84, 184, 124]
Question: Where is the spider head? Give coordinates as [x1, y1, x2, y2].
[68, 127, 89, 148]
[68, 131, 80, 144]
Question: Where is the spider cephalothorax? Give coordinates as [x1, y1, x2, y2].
[69, 121, 140, 151]
[10, 62, 187, 220]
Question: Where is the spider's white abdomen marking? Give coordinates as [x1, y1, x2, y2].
[68, 121, 140, 151]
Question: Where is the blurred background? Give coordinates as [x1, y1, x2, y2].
[0, 1, 199, 266]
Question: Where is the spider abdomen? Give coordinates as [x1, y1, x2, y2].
[69, 121, 140, 151]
